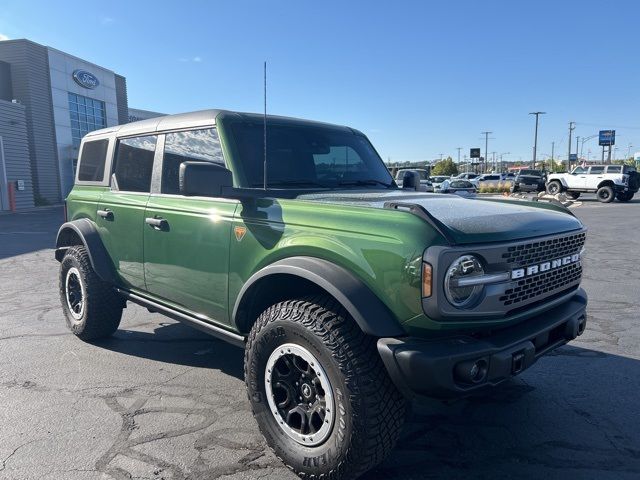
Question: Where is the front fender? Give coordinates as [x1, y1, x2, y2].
[55, 219, 116, 283]
[232, 256, 406, 337]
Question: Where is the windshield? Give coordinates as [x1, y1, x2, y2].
[518, 169, 542, 176]
[229, 121, 394, 189]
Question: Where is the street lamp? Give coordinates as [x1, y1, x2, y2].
[579, 134, 598, 159]
[499, 152, 510, 172]
[529, 112, 546, 168]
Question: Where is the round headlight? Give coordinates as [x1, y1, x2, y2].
[444, 255, 485, 308]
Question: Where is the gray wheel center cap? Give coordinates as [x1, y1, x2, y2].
[301, 383, 312, 398]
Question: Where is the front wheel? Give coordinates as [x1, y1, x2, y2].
[596, 185, 615, 203]
[546, 180, 562, 195]
[244, 296, 406, 479]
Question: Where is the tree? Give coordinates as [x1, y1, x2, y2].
[431, 157, 458, 176]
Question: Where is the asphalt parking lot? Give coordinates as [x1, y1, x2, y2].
[1, 198, 639, 480]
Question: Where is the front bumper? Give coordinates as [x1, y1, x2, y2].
[378, 288, 587, 399]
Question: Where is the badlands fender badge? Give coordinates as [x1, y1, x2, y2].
[234, 225, 247, 242]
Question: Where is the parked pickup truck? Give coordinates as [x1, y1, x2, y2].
[55, 109, 588, 480]
[547, 164, 639, 202]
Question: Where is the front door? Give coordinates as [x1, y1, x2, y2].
[97, 134, 158, 290]
[142, 127, 237, 324]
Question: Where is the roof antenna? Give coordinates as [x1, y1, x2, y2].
[263, 61, 268, 190]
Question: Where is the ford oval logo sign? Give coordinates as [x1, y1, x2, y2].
[72, 70, 99, 89]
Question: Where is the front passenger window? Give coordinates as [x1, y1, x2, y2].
[161, 128, 225, 195]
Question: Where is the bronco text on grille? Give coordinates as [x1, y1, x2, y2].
[500, 232, 586, 307]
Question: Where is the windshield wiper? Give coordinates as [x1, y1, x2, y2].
[251, 180, 330, 188]
[338, 179, 394, 188]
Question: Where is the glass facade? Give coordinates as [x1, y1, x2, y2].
[68, 93, 106, 146]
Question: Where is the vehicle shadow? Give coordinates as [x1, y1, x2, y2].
[95, 321, 245, 380]
[0, 206, 63, 260]
[366, 344, 640, 479]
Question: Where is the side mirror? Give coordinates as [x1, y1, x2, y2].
[402, 171, 419, 191]
[179, 161, 233, 197]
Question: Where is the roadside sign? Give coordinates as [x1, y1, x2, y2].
[470, 148, 480, 158]
[599, 130, 615, 146]
[569, 154, 578, 161]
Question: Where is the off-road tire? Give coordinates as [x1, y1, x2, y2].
[244, 295, 406, 479]
[59, 246, 123, 341]
[546, 180, 562, 195]
[616, 191, 634, 202]
[565, 191, 580, 200]
[596, 185, 614, 203]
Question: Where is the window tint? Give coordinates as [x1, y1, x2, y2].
[229, 122, 392, 188]
[573, 167, 587, 174]
[606, 165, 621, 173]
[589, 166, 605, 174]
[161, 128, 224, 194]
[78, 139, 108, 181]
[113, 136, 157, 192]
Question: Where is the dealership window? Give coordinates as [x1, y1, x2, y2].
[68, 93, 107, 146]
[161, 128, 225, 194]
[112, 136, 157, 192]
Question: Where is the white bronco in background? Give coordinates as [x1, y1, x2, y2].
[546, 164, 639, 203]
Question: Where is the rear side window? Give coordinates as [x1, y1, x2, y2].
[112, 135, 157, 192]
[606, 165, 621, 173]
[161, 128, 224, 195]
[589, 166, 605, 174]
[78, 139, 108, 181]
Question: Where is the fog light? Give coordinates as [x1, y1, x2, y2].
[454, 358, 488, 384]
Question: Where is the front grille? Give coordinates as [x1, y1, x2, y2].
[501, 232, 586, 268]
[500, 262, 582, 306]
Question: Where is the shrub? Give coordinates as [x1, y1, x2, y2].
[478, 181, 512, 194]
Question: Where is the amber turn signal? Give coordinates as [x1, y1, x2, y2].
[422, 263, 432, 298]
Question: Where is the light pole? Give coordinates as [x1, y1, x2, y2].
[499, 152, 510, 172]
[567, 121, 576, 171]
[481, 131, 492, 174]
[456, 147, 462, 165]
[529, 112, 546, 169]
[579, 134, 598, 159]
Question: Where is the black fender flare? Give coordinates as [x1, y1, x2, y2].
[54, 219, 116, 283]
[232, 256, 406, 337]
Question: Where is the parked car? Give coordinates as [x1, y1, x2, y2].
[546, 164, 639, 202]
[55, 109, 588, 480]
[453, 173, 480, 187]
[511, 169, 546, 193]
[395, 168, 434, 192]
[430, 175, 451, 191]
[440, 179, 477, 197]
[477, 173, 504, 187]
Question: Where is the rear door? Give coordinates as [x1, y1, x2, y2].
[143, 128, 238, 324]
[586, 166, 605, 189]
[97, 135, 157, 290]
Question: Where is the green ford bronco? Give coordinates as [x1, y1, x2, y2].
[56, 110, 588, 479]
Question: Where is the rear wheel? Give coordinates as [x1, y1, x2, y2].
[596, 185, 615, 203]
[565, 191, 580, 200]
[616, 191, 634, 202]
[59, 246, 124, 341]
[244, 295, 406, 479]
[546, 180, 562, 195]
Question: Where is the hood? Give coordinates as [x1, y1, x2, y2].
[295, 190, 583, 244]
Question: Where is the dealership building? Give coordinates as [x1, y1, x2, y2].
[0, 38, 133, 210]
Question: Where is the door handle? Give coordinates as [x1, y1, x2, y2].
[97, 209, 114, 220]
[145, 217, 169, 230]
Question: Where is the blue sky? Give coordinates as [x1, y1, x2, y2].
[2, 0, 639, 164]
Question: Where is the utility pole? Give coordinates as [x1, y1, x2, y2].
[567, 121, 575, 171]
[438, 153, 444, 162]
[491, 151, 497, 172]
[551, 141, 555, 171]
[481, 131, 492, 174]
[576, 136, 580, 161]
[529, 112, 545, 169]
[456, 147, 462, 165]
